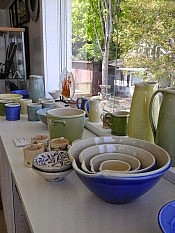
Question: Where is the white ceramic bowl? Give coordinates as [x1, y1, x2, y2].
[79, 144, 155, 174]
[32, 150, 72, 172]
[48, 90, 62, 99]
[68, 136, 171, 177]
[0, 93, 23, 101]
[99, 159, 131, 172]
[32, 166, 72, 182]
[90, 152, 141, 173]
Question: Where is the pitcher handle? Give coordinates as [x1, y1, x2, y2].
[149, 89, 164, 139]
[84, 100, 90, 116]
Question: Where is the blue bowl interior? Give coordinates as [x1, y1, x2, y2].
[11, 90, 29, 99]
[37, 108, 50, 125]
[158, 200, 175, 233]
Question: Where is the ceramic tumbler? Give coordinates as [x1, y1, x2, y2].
[27, 103, 42, 121]
[0, 100, 13, 116]
[19, 99, 32, 114]
[41, 100, 55, 109]
[50, 137, 69, 151]
[111, 111, 129, 136]
[31, 134, 49, 152]
[23, 143, 44, 167]
[5, 103, 21, 121]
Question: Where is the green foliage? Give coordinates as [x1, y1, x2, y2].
[72, 0, 175, 81]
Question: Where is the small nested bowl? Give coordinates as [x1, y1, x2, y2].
[37, 108, 50, 125]
[90, 152, 141, 173]
[79, 144, 155, 174]
[32, 150, 72, 172]
[99, 159, 131, 172]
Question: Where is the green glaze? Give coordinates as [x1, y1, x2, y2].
[47, 111, 85, 144]
[111, 111, 129, 136]
[0, 100, 13, 116]
[128, 82, 159, 142]
[150, 87, 175, 165]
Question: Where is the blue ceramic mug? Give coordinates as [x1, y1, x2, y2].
[5, 103, 21, 121]
[76, 97, 90, 112]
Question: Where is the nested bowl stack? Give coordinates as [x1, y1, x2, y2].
[32, 150, 72, 182]
[68, 136, 171, 204]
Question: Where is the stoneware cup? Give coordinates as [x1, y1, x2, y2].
[27, 103, 42, 121]
[23, 143, 44, 167]
[0, 100, 13, 116]
[5, 103, 21, 121]
[41, 100, 55, 109]
[31, 134, 49, 152]
[19, 98, 32, 114]
[50, 137, 69, 151]
[111, 111, 129, 136]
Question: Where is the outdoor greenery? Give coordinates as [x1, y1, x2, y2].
[72, 0, 175, 85]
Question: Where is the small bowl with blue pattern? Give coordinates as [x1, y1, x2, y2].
[32, 165, 72, 182]
[32, 150, 72, 173]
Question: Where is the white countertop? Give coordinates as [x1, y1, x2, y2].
[1, 115, 175, 233]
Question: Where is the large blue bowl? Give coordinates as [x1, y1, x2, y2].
[70, 136, 172, 204]
[73, 160, 171, 204]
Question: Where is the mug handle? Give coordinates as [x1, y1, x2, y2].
[76, 98, 81, 109]
[149, 89, 164, 139]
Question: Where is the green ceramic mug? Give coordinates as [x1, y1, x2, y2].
[111, 111, 129, 136]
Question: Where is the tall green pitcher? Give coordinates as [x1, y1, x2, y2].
[128, 82, 159, 142]
[150, 87, 175, 165]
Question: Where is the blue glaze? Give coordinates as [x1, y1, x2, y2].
[158, 200, 175, 233]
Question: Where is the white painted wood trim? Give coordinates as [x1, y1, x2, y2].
[41, 0, 72, 97]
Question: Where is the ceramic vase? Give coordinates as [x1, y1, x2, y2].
[128, 81, 159, 142]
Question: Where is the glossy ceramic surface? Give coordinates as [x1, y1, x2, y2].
[111, 111, 129, 136]
[33, 150, 72, 172]
[99, 160, 131, 172]
[128, 82, 159, 142]
[68, 136, 171, 204]
[68, 136, 170, 174]
[5, 103, 21, 121]
[47, 108, 85, 143]
[90, 152, 141, 173]
[79, 143, 155, 174]
[37, 108, 50, 125]
[84, 99, 102, 122]
[158, 200, 175, 233]
[72, 159, 171, 204]
[150, 87, 175, 166]
[29, 75, 45, 102]
[0, 93, 22, 101]
[11, 90, 29, 99]
[32, 165, 73, 182]
[48, 90, 62, 99]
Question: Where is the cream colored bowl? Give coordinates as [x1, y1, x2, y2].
[90, 152, 141, 173]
